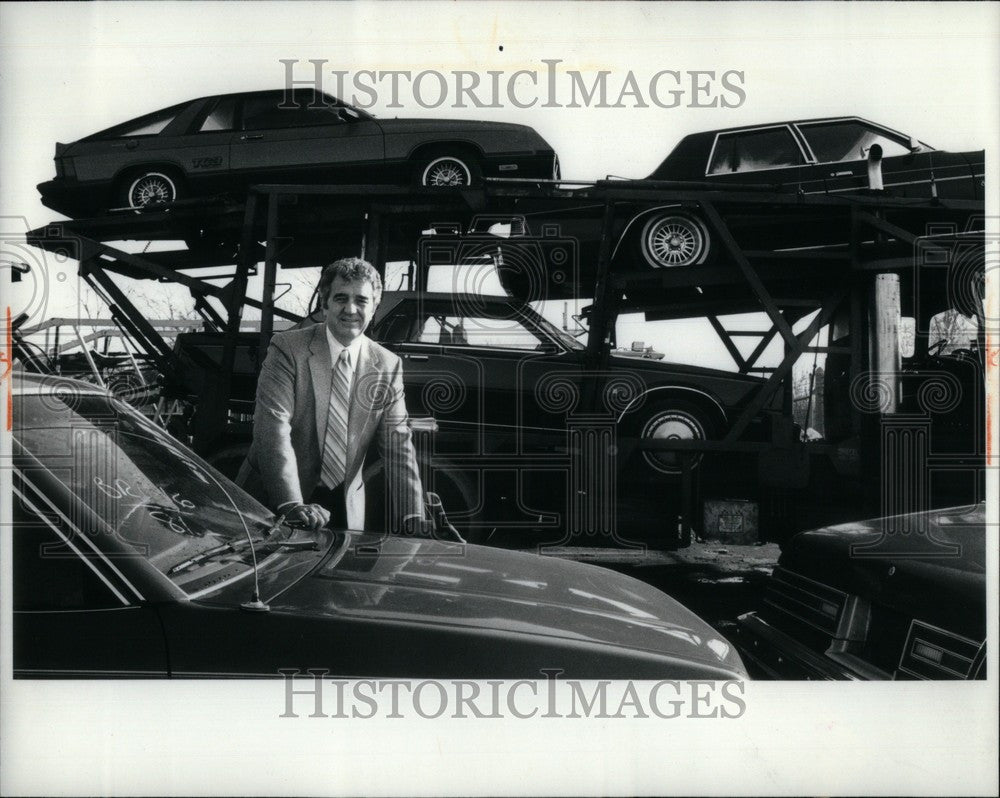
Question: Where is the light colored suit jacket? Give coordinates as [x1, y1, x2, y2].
[237, 325, 424, 530]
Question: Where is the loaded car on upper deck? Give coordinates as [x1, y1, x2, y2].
[468, 117, 984, 300]
[36, 88, 560, 217]
[646, 117, 984, 199]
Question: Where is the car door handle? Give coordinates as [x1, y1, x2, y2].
[404, 354, 429, 361]
[241, 133, 264, 141]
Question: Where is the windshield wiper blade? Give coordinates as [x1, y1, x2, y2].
[168, 536, 318, 575]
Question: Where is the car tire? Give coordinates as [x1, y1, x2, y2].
[417, 154, 480, 187]
[626, 399, 715, 476]
[119, 169, 181, 210]
[639, 212, 711, 268]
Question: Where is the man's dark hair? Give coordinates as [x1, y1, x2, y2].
[318, 257, 383, 306]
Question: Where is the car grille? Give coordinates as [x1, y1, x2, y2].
[762, 567, 847, 636]
[896, 620, 985, 680]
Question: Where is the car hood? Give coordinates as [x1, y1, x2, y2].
[606, 353, 766, 384]
[778, 503, 986, 633]
[266, 531, 744, 674]
[782, 503, 985, 573]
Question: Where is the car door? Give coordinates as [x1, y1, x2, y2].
[703, 124, 822, 192]
[230, 91, 385, 184]
[374, 299, 575, 453]
[167, 95, 240, 194]
[11, 475, 170, 678]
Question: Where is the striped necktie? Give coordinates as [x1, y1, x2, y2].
[321, 348, 351, 489]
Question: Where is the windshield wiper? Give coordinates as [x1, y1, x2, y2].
[168, 535, 318, 575]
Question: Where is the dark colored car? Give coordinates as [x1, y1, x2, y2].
[648, 117, 984, 200]
[36, 88, 559, 217]
[370, 291, 774, 474]
[467, 118, 983, 301]
[734, 503, 986, 680]
[10, 373, 747, 679]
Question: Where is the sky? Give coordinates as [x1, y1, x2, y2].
[2, 1, 998, 369]
[2, 2, 999, 795]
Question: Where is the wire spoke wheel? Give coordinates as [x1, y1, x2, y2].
[127, 172, 177, 208]
[422, 156, 472, 187]
[641, 213, 710, 268]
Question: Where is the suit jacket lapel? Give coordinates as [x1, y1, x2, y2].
[308, 325, 332, 444]
[347, 337, 379, 475]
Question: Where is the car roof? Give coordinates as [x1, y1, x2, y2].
[186, 88, 339, 105]
[684, 116, 910, 138]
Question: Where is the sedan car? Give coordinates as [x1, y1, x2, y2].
[10, 373, 747, 679]
[370, 291, 772, 473]
[647, 117, 984, 200]
[734, 503, 986, 680]
[470, 118, 983, 300]
[36, 88, 559, 217]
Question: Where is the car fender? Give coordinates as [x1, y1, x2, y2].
[615, 385, 728, 427]
[611, 203, 687, 261]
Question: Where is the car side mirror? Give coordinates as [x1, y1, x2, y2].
[908, 136, 921, 153]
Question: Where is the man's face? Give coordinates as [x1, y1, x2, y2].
[324, 276, 377, 346]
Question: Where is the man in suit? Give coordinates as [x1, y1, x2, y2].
[238, 257, 425, 533]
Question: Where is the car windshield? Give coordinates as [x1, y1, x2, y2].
[524, 305, 586, 350]
[13, 390, 290, 595]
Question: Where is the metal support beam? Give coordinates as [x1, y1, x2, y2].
[706, 315, 747, 372]
[699, 200, 799, 350]
[582, 199, 621, 411]
[259, 194, 281, 353]
[82, 264, 174, 371]
[723, 283, 850, 443]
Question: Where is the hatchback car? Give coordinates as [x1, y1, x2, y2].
[10, 373, 747, 679]
[36, 88, 559, 217]
[734, 503, 986, 680]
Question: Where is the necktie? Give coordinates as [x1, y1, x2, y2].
[321, 349, 351, 489]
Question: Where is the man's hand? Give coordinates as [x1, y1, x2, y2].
[284, 503, 331, 532]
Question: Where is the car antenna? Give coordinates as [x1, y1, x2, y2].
[199, 468, 272, 612]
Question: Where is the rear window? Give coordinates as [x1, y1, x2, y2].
[87, 101, 189, 140]
[799, 121, 911, 163]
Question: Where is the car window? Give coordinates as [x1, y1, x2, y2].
[242, 94, 345, 131]
[709, 127, 805, 174]
[13, 494, 123, 611]
[115, 107, 178, 137]
[799, 121, 911, 163]
[417, 314, 545, 350]
[199, 96, 238, 132]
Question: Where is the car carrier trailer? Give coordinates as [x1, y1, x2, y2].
[25, 176, 987, 547]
